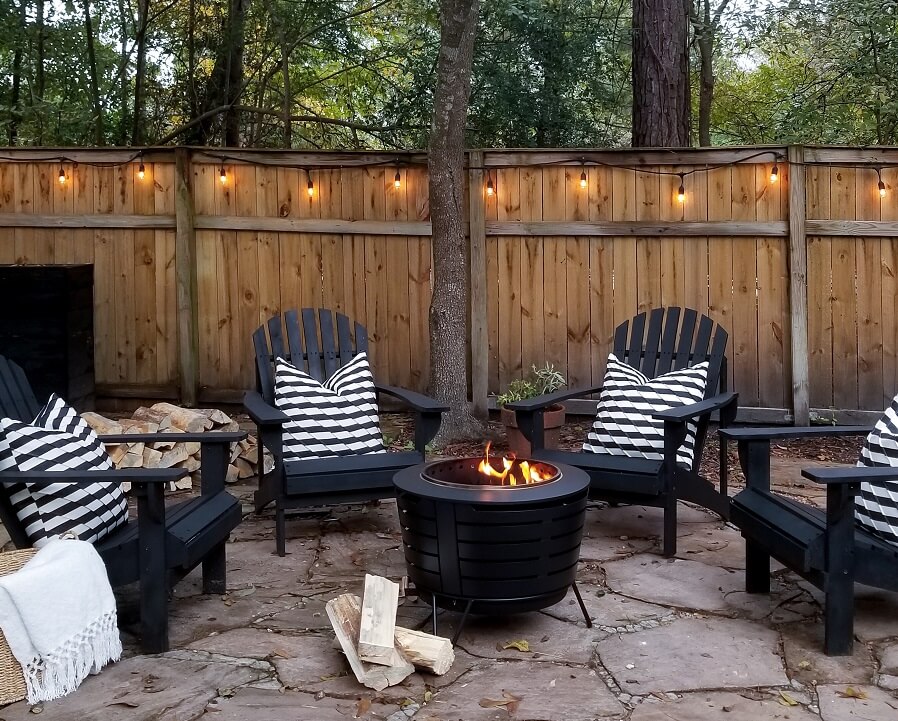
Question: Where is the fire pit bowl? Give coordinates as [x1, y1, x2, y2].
[394, 457, 591, 639]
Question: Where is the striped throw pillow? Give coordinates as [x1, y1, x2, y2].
[0, 394, 128, 547]
[275, 353, 386, 460]
[582, 354, 709, 469]
[855, 396, 898, 547]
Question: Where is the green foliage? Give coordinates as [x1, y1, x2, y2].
[496, 363, 566, 407]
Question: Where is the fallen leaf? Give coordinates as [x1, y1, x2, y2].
[29, 705, 42, 714]
[233, 587, 256, 597]
[837, 687, 868, 699]
[218, 688, 236, 699]
[778, 691, 799, 706]
[105, 702, 139, 708]
[549, 679, 556, 688]
[798, 660, 811, 670]
[501, 639, 530, 652]
[423, 690, 433, 703]
[479, 690, 522, 709]
[541, 635, 550, 643]
[400, 698, 416, 709]
[354, 697, 372, 718]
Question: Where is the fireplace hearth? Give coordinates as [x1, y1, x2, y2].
[394, 457, 591, 641]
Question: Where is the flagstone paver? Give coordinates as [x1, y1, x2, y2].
[596, 617, 789, 693]
[3, 463, 898, 721]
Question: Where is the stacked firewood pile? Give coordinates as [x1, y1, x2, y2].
[82, 403, 271, 490]
[327, 574, 454, 690]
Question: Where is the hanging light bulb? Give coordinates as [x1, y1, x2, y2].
[676, 173, 686, 204]
[394, 170, 401, 189]
[307, 177, 315, 197]
[769, 163, 779, 184]
[486, 176, 494, 196]
[58, 166, 66, 184]
[580, 170, 588, 189]
[219, 166, 227, 185]
[137, 161, 146, 180]
[877, 169, 887, 198]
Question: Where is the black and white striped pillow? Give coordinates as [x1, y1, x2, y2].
[274, 353, 385, 460]
[582, 354, 709, 469]
[0, 394, 128, 547]
[855, 396, 898, 547]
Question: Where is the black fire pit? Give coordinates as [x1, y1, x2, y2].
[394, 457, 591, 641]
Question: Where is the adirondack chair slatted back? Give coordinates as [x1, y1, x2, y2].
[254, 309, 369, 404]
[0, 355, 43, 422]
[612, 307, 728, 396]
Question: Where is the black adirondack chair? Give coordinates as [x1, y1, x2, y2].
[721, 425, 898, 655]
[244, 308, 447, 556]
[0, 355, 244, 653]
[505, 307, 738, 556]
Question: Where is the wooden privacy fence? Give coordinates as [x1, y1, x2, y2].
[1, 145, 898, 424]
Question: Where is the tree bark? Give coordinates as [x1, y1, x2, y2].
[82, 0, 106, 145]
[132, 0, 150, 144]
[9, 0, 26, 144]
[691, 0, 731, 146]
[427, 0, 484, 444]
[35, 0, 46, 143]
[631, 0, 691, 147]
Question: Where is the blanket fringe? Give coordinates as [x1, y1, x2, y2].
[21, 610, 122, 704]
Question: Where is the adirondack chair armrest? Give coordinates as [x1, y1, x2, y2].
[719, 426, 873, 442]
[653, 391, 738, 422]
[0, 468, 187, 485]
[375, 385, 447, 454]
[99, 432, 246, 444]
[374, 384, 450, 414]
[504, 384, 605, 412]
[802, 466, 898, 486]
[244, 391, 289, 426]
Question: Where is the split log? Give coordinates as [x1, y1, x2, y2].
[106, 444, 129, 465]
[132, 407, 171, 428]
[149, 403, 212, 433]
[393, 627, 454, 675]
[81, 412, 122, 435]
[142, 447, 164, 468]
[358, 574, 400, 665]
[176, 456, 202, 473]
[118, 451, 144, 468]
[193, 407, 233, 426]
[158, 446, 190, 468]
[226, 464, 239, 483]
[326, 594, 414, 691]
[234, 458, 254, 479]
[120, 419, 159, 434]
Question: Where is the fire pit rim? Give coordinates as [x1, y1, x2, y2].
[420, 456, 562, 489]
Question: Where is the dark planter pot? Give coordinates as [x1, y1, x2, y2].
[500, 403, 565, 458]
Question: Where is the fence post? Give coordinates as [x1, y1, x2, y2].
[468, 149, 489, 417]
[174, 147, 199, 407]
[788, 145, 810, 425]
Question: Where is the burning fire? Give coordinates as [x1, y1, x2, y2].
[477, 442, 552, 485]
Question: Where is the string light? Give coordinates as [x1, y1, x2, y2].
[580, 170, 588, 189]
[137, 161, 145, 180]
[58, 166, 66, 184]
[219, 166, 227, 185]
[394, 170, 401, 189]
[676, 173, 685, 204]
[486, 174, 494, 196]
[770, 162, 779, 184]
[877, 168, 887, 198]
[307, 176, 315, 197]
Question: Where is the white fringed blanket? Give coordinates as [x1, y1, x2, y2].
[0, 537, 122, 703]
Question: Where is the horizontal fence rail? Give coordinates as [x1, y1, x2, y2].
[0, 145, 896, 424]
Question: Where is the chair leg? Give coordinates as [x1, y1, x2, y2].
[276, 504, 287, 557]
[745, 541, 771, 594]
[662, 494, 678, 557]
[137, 484, 169, 653]
[202, 540, 228, 595]
[823, 577, 854, 655]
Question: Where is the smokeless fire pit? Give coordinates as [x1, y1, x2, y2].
[394, 453, 591, 641]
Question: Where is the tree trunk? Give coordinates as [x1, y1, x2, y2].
[116, 0, 131, 144]
[132, 0, 150, 144]
[82, 0, 106, 145]
[9, 0, 26, 144]
[224, 0, 248, 146]
[35, 0, 46, 143]
[427, 0, 483, 445]
[631, 0, 691, 147]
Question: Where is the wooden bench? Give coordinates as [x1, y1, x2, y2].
[0, 354, 244, 653]
[722, 426, 898, 655]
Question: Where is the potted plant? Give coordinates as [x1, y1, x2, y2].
[496, 363, 566, 457]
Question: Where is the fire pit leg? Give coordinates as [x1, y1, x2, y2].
[571, 582, 593, 628]
[450, 600, 474, 645]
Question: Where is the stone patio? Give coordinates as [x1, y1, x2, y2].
[2, 457, 898, 721]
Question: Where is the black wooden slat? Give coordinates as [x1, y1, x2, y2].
[284, 309, 305, 371]
[252, 327, 275, 403]
[300, 308, 323, 381]
[612, 317, 632, 365]
[641, 308, 665, 376]
[267, 315, 286, 362]
[692, 316, 714, 364]
[0, 356, 41, 420]
[656, 307, 681, 375]
[673, 308, 698, 370]
[355, 321, 369, 354]
[336, 313, 354, 364]
[319, 310, 339, 378]
[706, 326, 729, 396]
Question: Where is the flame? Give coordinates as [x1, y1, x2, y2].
[477, 442, 552, 485]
